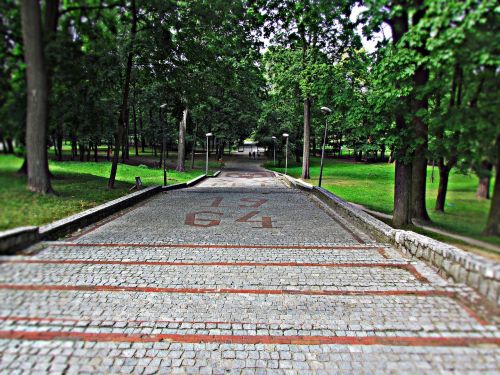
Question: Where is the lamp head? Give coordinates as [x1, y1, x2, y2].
[160, 103, 167, 108]
[282, 133, 289, 138]
[206, 132, 213, 137]
[320, 106, 332, 114]
[271, 136, 276, 140]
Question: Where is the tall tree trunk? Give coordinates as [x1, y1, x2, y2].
[79, 143, 85, 162]
[20, 0, 52, 193]
[132, 102, 139, 156]
[176, 106, 188, 172]
[301, 98, 311, 179]
[389, 6, 411, 227]
[71, 137, 77, 160]
[435, 160, 451, 212]
[393, 160, 413, 227]
[94, 141, 98, 162]
[5, 138, 14, 154]
[108, 0, 136, 189]
[410, 1, 430, 222]
[476, 162, 493, 199]
[87, 141, 91, 161]
[56, 130, 63, 161]
[483, 135, 500, 236]
[191, 121, 198, 169]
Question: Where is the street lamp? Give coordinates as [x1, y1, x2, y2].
[282, 133, 289, 175]
[271, 136, 277, 165]
[205, 132, 213, 175]
[160, 103, 168, 187]
[319, 106, 332, 187]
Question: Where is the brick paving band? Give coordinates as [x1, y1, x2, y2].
[0, 330, 499, 347]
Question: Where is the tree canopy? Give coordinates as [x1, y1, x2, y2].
[1, 0, 499, 235]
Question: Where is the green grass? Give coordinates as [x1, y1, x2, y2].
[265, 157, 499, 247]
[0, 154, 212, 231]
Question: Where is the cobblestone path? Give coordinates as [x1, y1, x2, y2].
[0, 157, 499, 374]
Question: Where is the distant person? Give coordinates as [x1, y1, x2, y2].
[253, 151, 256, 159]
[249, 151, 251, 158]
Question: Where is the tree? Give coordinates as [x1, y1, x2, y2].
[20, 0, 52, 193]
[251, 0, 359, 179]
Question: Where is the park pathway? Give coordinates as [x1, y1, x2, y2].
[0, 155, 499, 374]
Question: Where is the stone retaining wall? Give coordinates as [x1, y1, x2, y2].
[308, 184, 499, 306]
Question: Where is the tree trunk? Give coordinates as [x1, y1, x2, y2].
[71, 137, 77, 160]
[87, 141, 91, 161]
[176, 106, 188, 172]
[21, 0, 52, 193]
[94, 141, 98, 162]
[55, 130, 63, 161]
[132, 102, 139, 156]
[139, 109, 145, 153]
[435, 161, 450, 212]
[410, 60, 430, 222]
[191, 121, 198, 169]
[389, 6, 411, 227]
[301, 98, 311, 179]
[476, 162, 492, 199]
[393, 160, 413, 227]
[79, 143, 85, 162]
[5, 138, 14, 153]
[483, 135, 500, 236]
[108, 0, 136, 189]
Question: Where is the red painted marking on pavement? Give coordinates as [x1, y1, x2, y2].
[0, 330, 497, 347]
[50, 243, 383, 250]
[3, 259, 428, 281]
[0, 284, 452, 297]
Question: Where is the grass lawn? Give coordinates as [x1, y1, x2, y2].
[0, 154, 214, 231]
[265, 157, 499, 251]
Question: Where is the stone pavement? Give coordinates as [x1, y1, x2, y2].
[0, 156, 499, 374]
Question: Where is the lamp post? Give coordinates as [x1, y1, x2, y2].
[283, 133, 289, 175]
[319, 106, 332, 188]
[271, 136, 277, 165]
[160, 103, 167, 187]
[205, 132, 213, 175]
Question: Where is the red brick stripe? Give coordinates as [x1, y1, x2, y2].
[0, 330, 497, 347]
[0, 283, 450, 296]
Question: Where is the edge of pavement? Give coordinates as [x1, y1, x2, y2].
[272, 170, 500, 308]
[0, 171, 221, 254]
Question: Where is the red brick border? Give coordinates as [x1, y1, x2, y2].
[0, 330, 497, 347]
[0, 283, 450, 296]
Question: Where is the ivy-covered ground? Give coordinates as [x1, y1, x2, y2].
[0, 154, 215, 231]
[265, 157, 499, 255]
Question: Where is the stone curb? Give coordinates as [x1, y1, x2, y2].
[275, 173, 500, 306]
[0, 226, 40, 254]
[312, 186, 500, 306]
[0, 170, 223, 254]
[39, 186, 162, 241]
